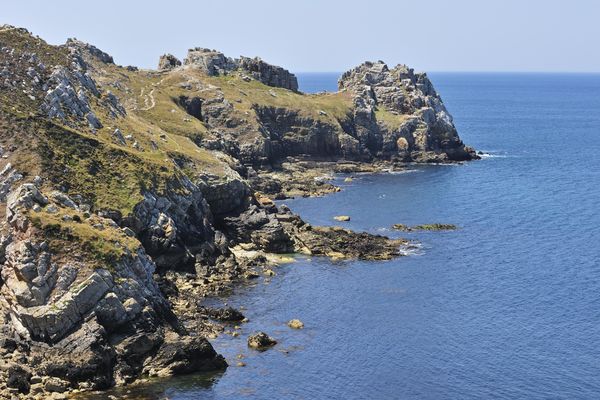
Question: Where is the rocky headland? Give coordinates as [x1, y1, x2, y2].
[0, 24, 476, 398]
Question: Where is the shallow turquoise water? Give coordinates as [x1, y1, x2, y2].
[104, 73, 600, 399]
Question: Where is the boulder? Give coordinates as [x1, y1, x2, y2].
[7, 364, 32, 394]
[287, 319, 304, 329]
[247, 332, 277, 349]
[145, 334, 227, 376]
[49, 191, 78, 209]
[43, 377, 70, 393]
[203, 306, 245, 322]
[113, 128, 126, 145]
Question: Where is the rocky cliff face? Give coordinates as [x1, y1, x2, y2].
[338, 61, 476, 162]
[180, 48, 298, 91]
[150, 50, 475, 165]
[0, 25, 475, 397]
[0, 183, 226, 394]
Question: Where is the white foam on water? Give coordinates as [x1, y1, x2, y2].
[384, 168, 422, 175]
[478, 150, 511, 158]
[399, 242, 424, 256]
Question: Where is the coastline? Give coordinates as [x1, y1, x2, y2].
[0, 25, 478, 399]
[74, 160, 469, 399]
[74, 159, 475, 399]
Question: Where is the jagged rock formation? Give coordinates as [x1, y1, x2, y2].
[65, 38, 114, 64]
[181, 47, 298, 91]
[238, 56, 298, 91]
[338, 61, 476, 162]
[0, 183, 226, 394]
[152, 50, 475, 165]
[183, 47, 238, 76]
[0, 25, 475, 397]
[158, 53, 181, 71]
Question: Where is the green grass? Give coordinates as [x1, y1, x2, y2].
[38, 121, 170, 215]
[375, 108, 412, 130]
[29, 208, 140, 269]
[205, 72, 354, 122]
[0, 27, 70, 118]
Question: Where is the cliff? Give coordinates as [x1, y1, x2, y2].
[0, 24, 474, 397]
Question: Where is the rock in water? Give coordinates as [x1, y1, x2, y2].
[392, 223, 457, 231]
[145, 335, 228, 376]
[247, 332, 277, 349]
[202, 306, 245, 322]
[287, 319, 304, 329]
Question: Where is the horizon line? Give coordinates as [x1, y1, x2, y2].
[293, 70, 600, 75]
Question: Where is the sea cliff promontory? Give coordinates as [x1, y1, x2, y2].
[0, 24, 475, 398]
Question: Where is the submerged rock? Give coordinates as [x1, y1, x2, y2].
[392, 223, 457, 232]
[247, 332, 277, 349]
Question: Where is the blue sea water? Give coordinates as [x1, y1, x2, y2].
[296, 72, 340, 92]
[101, 73, 600, 399]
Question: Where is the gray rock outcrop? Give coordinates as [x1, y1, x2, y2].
[65, 38, 114, 64]
[183, 48, 237, 76]
[338, 61, 477, 162]
[238, 56, 298, 91]
[0, 183, 227, 393]
[125, 176, 216, 271]
[158, 53, 182, 70]
[182, 48, 298, 91]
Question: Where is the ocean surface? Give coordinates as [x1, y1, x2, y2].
[103, 73, 600, 399]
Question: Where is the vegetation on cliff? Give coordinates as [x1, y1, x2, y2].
[0, 24, 476, 397]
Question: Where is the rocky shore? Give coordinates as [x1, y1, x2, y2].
[0, 25, 476, 398]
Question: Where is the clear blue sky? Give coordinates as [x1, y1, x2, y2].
[3, 0, 599, 73]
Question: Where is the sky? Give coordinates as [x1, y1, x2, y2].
[3, 0, 599, 73]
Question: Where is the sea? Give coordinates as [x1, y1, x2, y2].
[97, 72, 600, 399]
